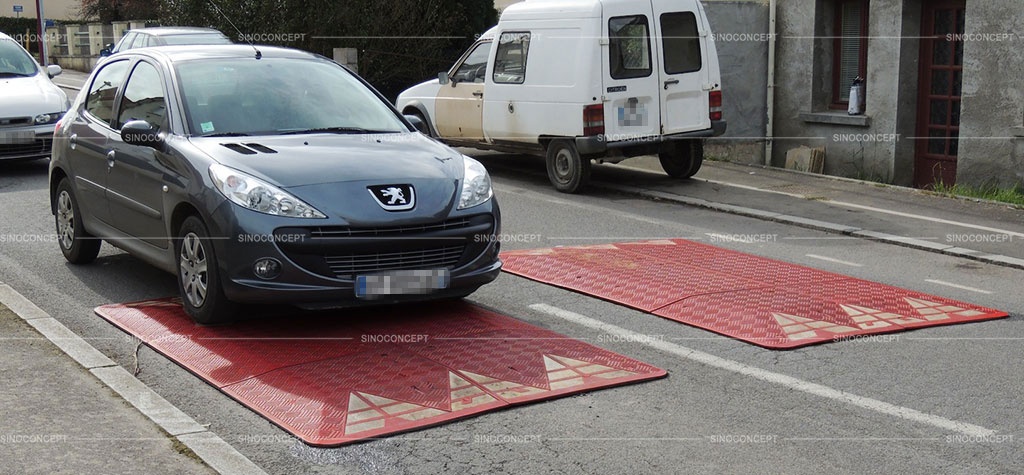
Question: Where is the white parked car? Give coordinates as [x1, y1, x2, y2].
[397, 0, 725, 193]
[0, 32, 69, 161]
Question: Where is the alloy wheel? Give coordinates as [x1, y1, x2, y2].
[56, 190, 75, 250]
[179, 232, 209, 308]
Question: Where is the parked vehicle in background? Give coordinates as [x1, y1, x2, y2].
[49, 45, 501, 324]
[100, 27, 232, 58]
[0, 32, 70, 161]
[397, 0, 726, 193]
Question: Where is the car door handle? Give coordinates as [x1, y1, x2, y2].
[472, 91, 484, 98]
[664, 79, 680, 90]
[107, 150, 116, 168]
[69, 133, 77, 150]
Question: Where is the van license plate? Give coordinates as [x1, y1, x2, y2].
[356, 270, 450, 299]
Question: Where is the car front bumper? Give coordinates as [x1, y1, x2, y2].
[0, 124, 57, 160]
[205, 199, 503, 307]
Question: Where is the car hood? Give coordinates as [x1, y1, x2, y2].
[0, 74, 69, 117]
[189, 132, 467, 219]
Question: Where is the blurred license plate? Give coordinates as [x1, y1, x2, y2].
[0, 131, 34, 144]
[356, 270, 450, 299]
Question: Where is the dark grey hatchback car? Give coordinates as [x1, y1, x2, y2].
[50, 46, 501, 323]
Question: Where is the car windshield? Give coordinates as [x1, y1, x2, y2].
[176, 57, 408, 136]
[0, 39, 38, 77]
[162, 33, 232, 46]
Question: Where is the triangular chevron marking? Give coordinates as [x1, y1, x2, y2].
[904, 297, 986, 320]
[773, 313, 857, 340]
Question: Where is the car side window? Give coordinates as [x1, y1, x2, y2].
[452, 42, 491, 84]
[661, 12, 702, 74]
[493, 32, 530, 84]
[609, 15, 653, 79]
[85, 60, 130, 126]
[130, 34, 148, 50]
[116, 61, 167, 130]
[115, 32, 135, 53]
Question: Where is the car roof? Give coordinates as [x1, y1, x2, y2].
[0, 31, 13, 41]
[126, 44, 320, 63]
[132, 27, 227, 37]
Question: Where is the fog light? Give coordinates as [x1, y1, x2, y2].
[253, 258, 282, 280]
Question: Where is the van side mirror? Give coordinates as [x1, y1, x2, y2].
[438, 72, 450, 86]
[121, 120, 163, 148]
[404, 114, 429, 135]
[100, 44, 114, 57]
[46, 64, 62, 78]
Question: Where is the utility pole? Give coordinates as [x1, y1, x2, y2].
[34, 0, 47, 66]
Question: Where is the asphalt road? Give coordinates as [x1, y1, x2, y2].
[1, 152, 1022, 474]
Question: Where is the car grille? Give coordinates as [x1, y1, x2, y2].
[0, 117, 32, 128]
[325, 245, 466, 277]
[0, 138, 52, 158]
[310, 217, 474, 239]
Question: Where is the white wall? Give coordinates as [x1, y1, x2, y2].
[0, 0, 81, 21]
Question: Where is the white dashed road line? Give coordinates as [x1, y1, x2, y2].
[530, 303, 997, 438]
[805, 254, 864, 267]
[924, 279, 994, 295]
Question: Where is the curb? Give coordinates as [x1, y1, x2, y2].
[0, 283, 266, 475]
[594, 182, 1024, 271]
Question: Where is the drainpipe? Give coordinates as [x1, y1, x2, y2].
[764, 0, 777, 166]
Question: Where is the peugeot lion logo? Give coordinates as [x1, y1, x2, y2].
[368, 184, 415, 211]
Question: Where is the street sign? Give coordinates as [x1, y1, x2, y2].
[13, 5, 23, 13]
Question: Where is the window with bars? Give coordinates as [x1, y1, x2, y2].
[832, 0, 869, 108]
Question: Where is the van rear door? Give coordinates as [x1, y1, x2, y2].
[650, 0, 710, 135]
[602, 1, 660, 142]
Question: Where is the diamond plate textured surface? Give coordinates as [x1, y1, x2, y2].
[94, 299, 667, 446]
[501, 240, 1008, 349]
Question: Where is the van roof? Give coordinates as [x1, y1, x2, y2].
[500, 0, 603, 20]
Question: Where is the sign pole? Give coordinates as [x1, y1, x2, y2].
[34, 0, 47, 66]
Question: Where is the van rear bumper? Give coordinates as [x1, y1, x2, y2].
[576, 120, 727, 155]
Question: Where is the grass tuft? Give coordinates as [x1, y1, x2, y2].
[931, 182, 1024, 207]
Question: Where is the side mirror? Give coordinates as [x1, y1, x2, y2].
[121, 120, 163, 148]
[46, 64, 62, 78]
[438, 72, 450, 86]
[100, 44, 114, 57]
[404, 114, 429, 135]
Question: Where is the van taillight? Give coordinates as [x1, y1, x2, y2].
[709, 91, 723, 121]
[583, 104, 605, 136]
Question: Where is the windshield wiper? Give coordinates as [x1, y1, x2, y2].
[203, 132, 251, 137]
[0, 72, 33, 78]
[279, 127, 396, 135]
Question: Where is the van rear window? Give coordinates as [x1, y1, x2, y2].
[609, 15, 653, 80]
[661, 12, 702, 74]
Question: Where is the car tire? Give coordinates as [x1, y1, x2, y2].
[659, 140, 704, 179]
[175, 215, 238, 325]
[55, 178, 101, 264]
[545, 139, 591, 193]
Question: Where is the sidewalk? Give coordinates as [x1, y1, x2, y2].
[605, 157, 1024, 266]
[0, 302, 214, 474]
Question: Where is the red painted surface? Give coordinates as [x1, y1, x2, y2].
[501, 240, 1007, 349]
[95, 299, 666, 446]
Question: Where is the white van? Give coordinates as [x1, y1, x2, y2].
[397, 0, 725, 193]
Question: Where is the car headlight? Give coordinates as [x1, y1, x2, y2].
[34, 112, 64, 125]
[209, 163, 327, 218]
[458, 156, 493, 210]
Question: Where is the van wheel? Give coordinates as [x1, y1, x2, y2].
[545, 139, 591, 193]
[175, 216, 238, 325]
[55, 178, 102, 264]
[659, 140, 704, 179]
